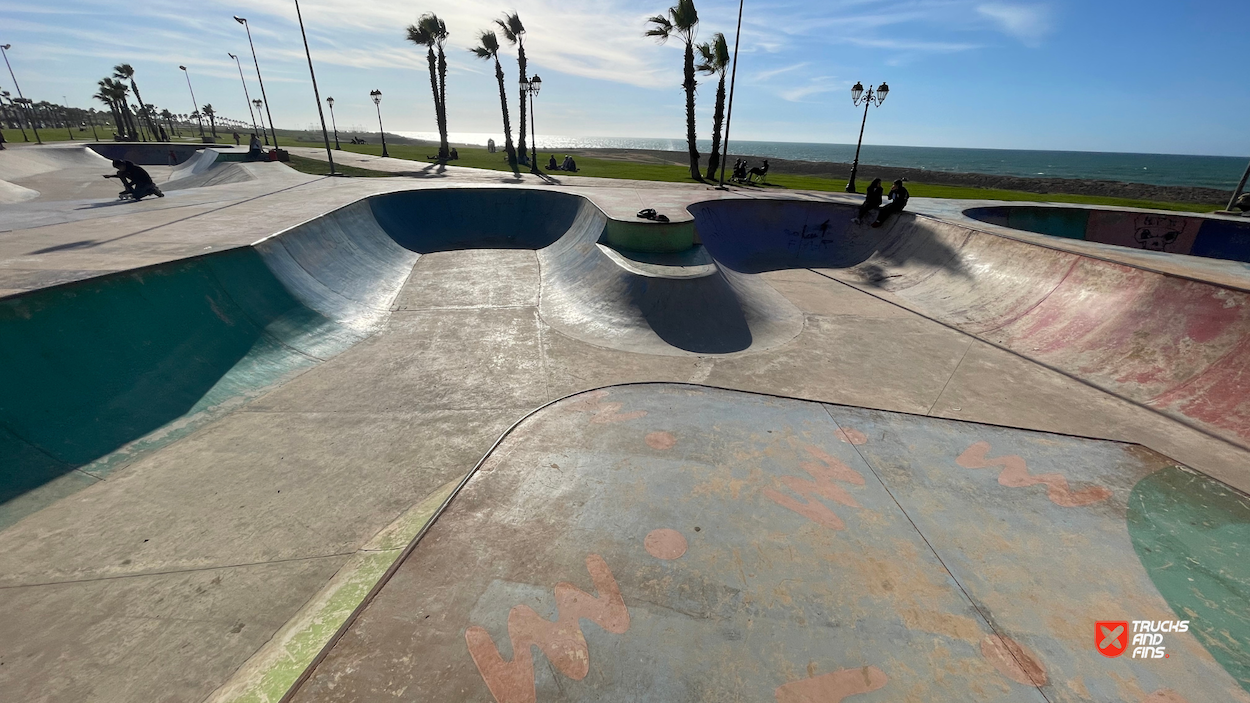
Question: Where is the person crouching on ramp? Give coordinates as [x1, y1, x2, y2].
[104, 159, 164, 201]
[871, 178, 908, 228]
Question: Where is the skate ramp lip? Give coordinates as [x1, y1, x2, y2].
[964, 204, 1250, 265]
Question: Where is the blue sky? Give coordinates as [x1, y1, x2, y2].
[2, 0, 1246, 156]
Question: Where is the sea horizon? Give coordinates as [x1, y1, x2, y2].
[396, 131, 1249, 191]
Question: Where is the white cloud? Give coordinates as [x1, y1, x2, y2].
[977, 3, 1054, 46]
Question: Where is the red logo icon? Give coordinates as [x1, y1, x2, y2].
[1096, 621, 1129, 657]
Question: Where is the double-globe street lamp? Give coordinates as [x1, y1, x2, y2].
[522, 74, 541, 173]
[178, 65, 206, 139]
[370, 90, 389, 158]
[326, 96, 341, 150]
[845, 80, 889, 193]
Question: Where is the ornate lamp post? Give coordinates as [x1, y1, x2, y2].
[1, 44, 39, 144]
[845, 80, 889, 193]
[326, 97, 341, 150]
[179, 65, 206, 139]
[523, 74, 541, 173]
[370, 90, 389, 158]
[234, 16, 279, 149]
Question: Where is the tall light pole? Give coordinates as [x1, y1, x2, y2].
[845, 80, 889, 193]
[63, 95, 74, 140]
[228, 52, 260, 138]
[179, 65, 206, 139]
[1, 44, 40, 144]
[88, 108, 99, 140]
[293, 0, 336, 174]
[252, 99, 270, 144]
[523, 75, 541, 173]
[2, 90, 28, 142]
[370, 90, 389, 158]
[235, 16, 279, 149]
[717, 0, 745, 189]
[326, 96, 340, 150]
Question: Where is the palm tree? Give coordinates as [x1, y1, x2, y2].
[647, 0, 701, 180]
[696, 32, 730, 181]
[97, 78, 135, 139]
[113, 64, 159, 142]
[405, 13, 450, 160]
[202, 104, 218, 137]
[496, 12, 528, 164]
[471, 30, 517, 170]
[160, 109, 176, 138]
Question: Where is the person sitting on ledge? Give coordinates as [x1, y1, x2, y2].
[853, 178, 883, 225]
[872, 178, 909, 228]
[246, 133, 264, 161]
[547, 154, 559, 170]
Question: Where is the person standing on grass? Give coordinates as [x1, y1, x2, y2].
[872, 178, 909, 228]
[853, 178, 883, 225]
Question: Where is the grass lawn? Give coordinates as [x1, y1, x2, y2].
[280, 140, 1223, 213]
[285, 153, 394, 178]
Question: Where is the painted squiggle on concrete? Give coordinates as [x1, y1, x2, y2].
[774, 666, 888, 702]
[568, 389, 648, 424]
[465, 554, 631, 703]
[957, 441, 1112, 507]
[764, 446, 866, 530]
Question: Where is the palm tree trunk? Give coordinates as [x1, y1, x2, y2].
[682, 40, 700, 180]
[493, 58, 516, 169]
[437, 47, 450, 160]
[423, 48, 444, 160]
[130, 81, 160, 140]
[516, 43, 528, 163]
[705, 75, 726, 181]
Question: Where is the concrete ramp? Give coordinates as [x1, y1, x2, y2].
[966, 205, 1250, 264]
[285, 384, 1250, 702]
[0, 201, 417, 528]
[0, 144, 112, 181]
[162, 149, 255, 190]
[692, 200, 1250, 449]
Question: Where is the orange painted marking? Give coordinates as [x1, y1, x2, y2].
[835, 427, 868, 445]
[644, 528, 688, 560]
[764, 445, 866, 530]
[645, 431, 677, 450]
[1141, 690, 1190, 703]
[775, 666, 888, 703]
[957, 441, 1112, 507]
[568, 390, 647, 424]
[465, 554, 631, 703]
[980, 634, 1048, 686]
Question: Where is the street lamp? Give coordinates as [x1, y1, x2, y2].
[717, 0, 745, 189]
[2, 90, 28, 142]
[1, 44, 40, 144]
[235, 16, 279, 149]
[228, 52, 260, 138]
[370, 89, 389, 158]
[179, 65, 206, 139]
[292, 0, 337, 174]
[845, 80, 888, 193]
[523, 75, 541, 173]
[326, 96, 340, 150]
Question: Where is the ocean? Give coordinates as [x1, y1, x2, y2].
[396, 131, 1249, 192]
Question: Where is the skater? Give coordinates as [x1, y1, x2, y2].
[246, 133, 263, 161]
[853, 178, 883, 225]
[232, 131, 241, 146]
[104, 159, 163, 200]
[872, 179, 909, 228]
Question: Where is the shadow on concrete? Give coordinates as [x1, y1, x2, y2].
[28, 240, 99, 255]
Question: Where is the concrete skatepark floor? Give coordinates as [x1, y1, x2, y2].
[0, 143, 1248, 702]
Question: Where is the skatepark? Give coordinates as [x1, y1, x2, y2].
[1, 142, 1248, 702]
